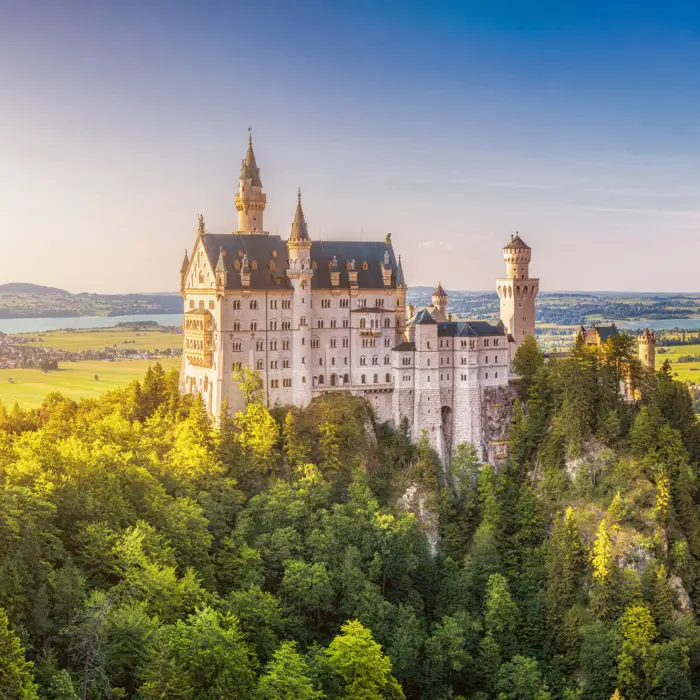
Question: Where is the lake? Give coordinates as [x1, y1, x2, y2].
[617, 318, 700, 332]
[0, 314, 183, 335]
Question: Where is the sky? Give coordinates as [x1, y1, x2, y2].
[2, 1, 700, 294]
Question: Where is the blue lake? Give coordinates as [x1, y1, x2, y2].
[0, 314, 183, 335]
[616, 318, 700, 332]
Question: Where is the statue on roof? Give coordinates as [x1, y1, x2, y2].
[197, 214, 205, 236]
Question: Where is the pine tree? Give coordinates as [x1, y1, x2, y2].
[0, 608, 39, 700]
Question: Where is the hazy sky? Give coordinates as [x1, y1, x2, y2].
[2, 1, 700, 293]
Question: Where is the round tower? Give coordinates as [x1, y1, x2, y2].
[432, 282, 448, 317]
[503, 233, 532, 279]
[235, 130, 267, 234]
[638, 328, 656, 371]
[497, 233, 539, 349]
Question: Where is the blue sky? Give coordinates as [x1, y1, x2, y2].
[2, 0, 700, 292]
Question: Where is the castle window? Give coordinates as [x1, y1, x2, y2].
[360, 319, 366, 329]
[385, 373, 391, 383]
[331, 357, 335, 366]
[402, 356, 411, 366]
[256, 360, 263, 370]
[209, 301, 215, 309]
[343, 338, 349, 348]
[199, 273, 204, 283]
[233, 299, 241, 310]
[282, 299, 291, 309]
[340, 298, 349, 308]
[234, 322, 241, 331]
[441, 374, 443, 381]
[233, 342, 241, 352]
[251, 321, 258, 331]
[360, 356, 367, 366]
[469, 340, 475, 349]
[199, 300, 204, 309]
[318, 374, 324, 384]
[189, 300, 194, 309]
[494, 339, 499, 346]
[233, 362, 242, 371]
[373, 374, 378, 383]
[427, 359, 431, 367]
[485, 356, 488, 363]
[426, 341, 431, 349]
[495, 372, 498, 378]
[485, 372, 489, 379]
[256, 340, 264, 351]
[384, 355, 390, 364]
[361, 374, 366, 384]
[330, 319, 337, 329]
[344, 373, 349, 383]
[311, 338, 319, 348]
[440, 340, 443, 348]
[372, 356, 378, 365]
[302, 338, 305, 345]
[302, 357, 306, 364]
[319, 358, 323, 366]
[283, 359, 290, 368]
[302, 376, 306, 383]
[283, 340, 290, 350]
[250, 300, 258, 310]
[283, 378, 291, 387]
[385, 338, 391, 347]
[494, 355, 498, 363]
[330, 338, 337, 348]
[270, 340, 277, 350]
[321, 299, 331, 308]
[318, 320, 324, 329]
[342, 319, 349, 329]
[344, 358, 348, 365]
[270, 300, 277, 309]
[270, 321, 277, 331]
[300, 317, 307, 326]
[282, 321, 291, 330]
[358, 298, 367, 308]
[484, 339, 490, 347]
[427, 376, 430, 382]
[384, 318, 391, 328]
[270, 360, 278, 369]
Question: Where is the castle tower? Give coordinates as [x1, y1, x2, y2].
[638, 328, 656, 371]
[235, 130, 267, 234]
[432, 282, 448, 318]
[286, 190, 313, 406]
[395, 254, 408, 336]
[497, 233, 539, 349]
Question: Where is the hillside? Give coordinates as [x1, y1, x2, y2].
[1, 340, 700, 699]
[0, 282, 70, 295]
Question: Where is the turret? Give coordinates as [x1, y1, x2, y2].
[638, 328, 656, 371]
[235, 130, 267, 234]
[432, 282, 448, 318]
[395, 254, 408, 335]
[503, 233, 531, 279]
[215, 247, 227, 298]
[286, 190, 313, 406]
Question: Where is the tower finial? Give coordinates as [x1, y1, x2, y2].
[297, 187, 301, 203]
[248, 125, 252, 145]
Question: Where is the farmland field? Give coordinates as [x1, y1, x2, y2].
[20, 327, 182, 352]
[0, 358, 180, 409]
[656, 343, 700, 384]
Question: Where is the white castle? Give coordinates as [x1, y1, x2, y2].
[180, 135, 539, 462]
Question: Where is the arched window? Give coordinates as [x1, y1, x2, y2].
[361, 374, 366, 384]
[384, 318, 391, 328]
[330, 374, 337, 386]
[251, 321, 257, 331]
[343, 373, 349, 384]
[318, 375, 324, 385]
[385, 373, 391, 383]
[384, 355, 390, 364]
[360, 318, 366, 329]
[330, 337, 337, 348]
[373, 374, 378, 384]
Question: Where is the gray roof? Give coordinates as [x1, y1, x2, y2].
[437, 320, 505, 337]
[393, 341, 416, 351]
[433, 282, 447, 297]
[594, 324, 618, 342]
[504, 234, 531, 250]
[198, 234, 401, 291]
[411, 309, 437, 325]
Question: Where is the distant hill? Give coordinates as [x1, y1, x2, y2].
[0, 283, 71, 296]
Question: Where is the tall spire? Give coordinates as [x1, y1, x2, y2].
[289, 188, 310, 242]
[240, 127, 262, 187]
[396, 255, 406, 287]
[180, 249, 190, 275]
[235, 129, 267, 234]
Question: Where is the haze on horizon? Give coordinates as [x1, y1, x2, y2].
[2, 0, 700, 294]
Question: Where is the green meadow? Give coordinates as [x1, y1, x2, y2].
[21, 327, 183, 352]
[0, 358, 180, 409]
[657, 343, 700, 384]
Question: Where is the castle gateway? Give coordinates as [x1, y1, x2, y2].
[179, 135, 538, 462]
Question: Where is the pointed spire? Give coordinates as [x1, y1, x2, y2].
[240, 128, 262, 186]
[180, 250, 189, 274]
[289, 188, 310, 241]
[433, 281, 447, 297]
[215, 246, 226, 272]
[396, 255, 406, 286]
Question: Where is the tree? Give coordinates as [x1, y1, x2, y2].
[325, 620, 404, 700]
[495, 655, 551, 700]
[591, 520, 615, 618]
[235, 401, 280, 479]
[255, 641, 321, 700]
[233, 366, 264, 406]
[484, 573, 519, 658]
[616, 604, 656, 700]
[282, 411, 311, 467]
[319, 421, 342, 473]
[0, 607, 39, 699]
[512, 335, 545, 397]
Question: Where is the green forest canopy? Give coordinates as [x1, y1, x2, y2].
[1, 333, 700, 699]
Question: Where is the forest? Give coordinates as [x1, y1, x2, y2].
[1, 333, 700, 700]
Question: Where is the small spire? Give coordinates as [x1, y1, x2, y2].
[396, 255, 406, 286]
[240, 130, 262, 186]
[215, 246, 226, 272]
[180, 249, 189, 274]
[289, 189, 309, 241]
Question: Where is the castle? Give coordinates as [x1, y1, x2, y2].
[179, 135, 540, 462]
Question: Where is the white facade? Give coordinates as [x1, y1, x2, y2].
[179, 137, 538, 463]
